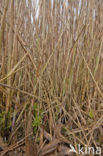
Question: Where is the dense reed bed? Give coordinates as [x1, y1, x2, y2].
[0, 0, 103, 155]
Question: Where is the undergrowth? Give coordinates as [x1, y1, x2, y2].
[0, 0, 103, 155]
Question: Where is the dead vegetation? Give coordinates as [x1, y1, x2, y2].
[0, 0, 103, 155]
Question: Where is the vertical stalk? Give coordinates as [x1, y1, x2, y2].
[6, 0, 14, 113]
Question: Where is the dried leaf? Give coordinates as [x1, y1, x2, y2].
[58, 145, 74, 156]
[43, 129, 52, 141]
[0, 136, 7, 151]
[41, 139, 60, 156]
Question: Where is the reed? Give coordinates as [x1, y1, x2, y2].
[0, 0, 103, 155]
